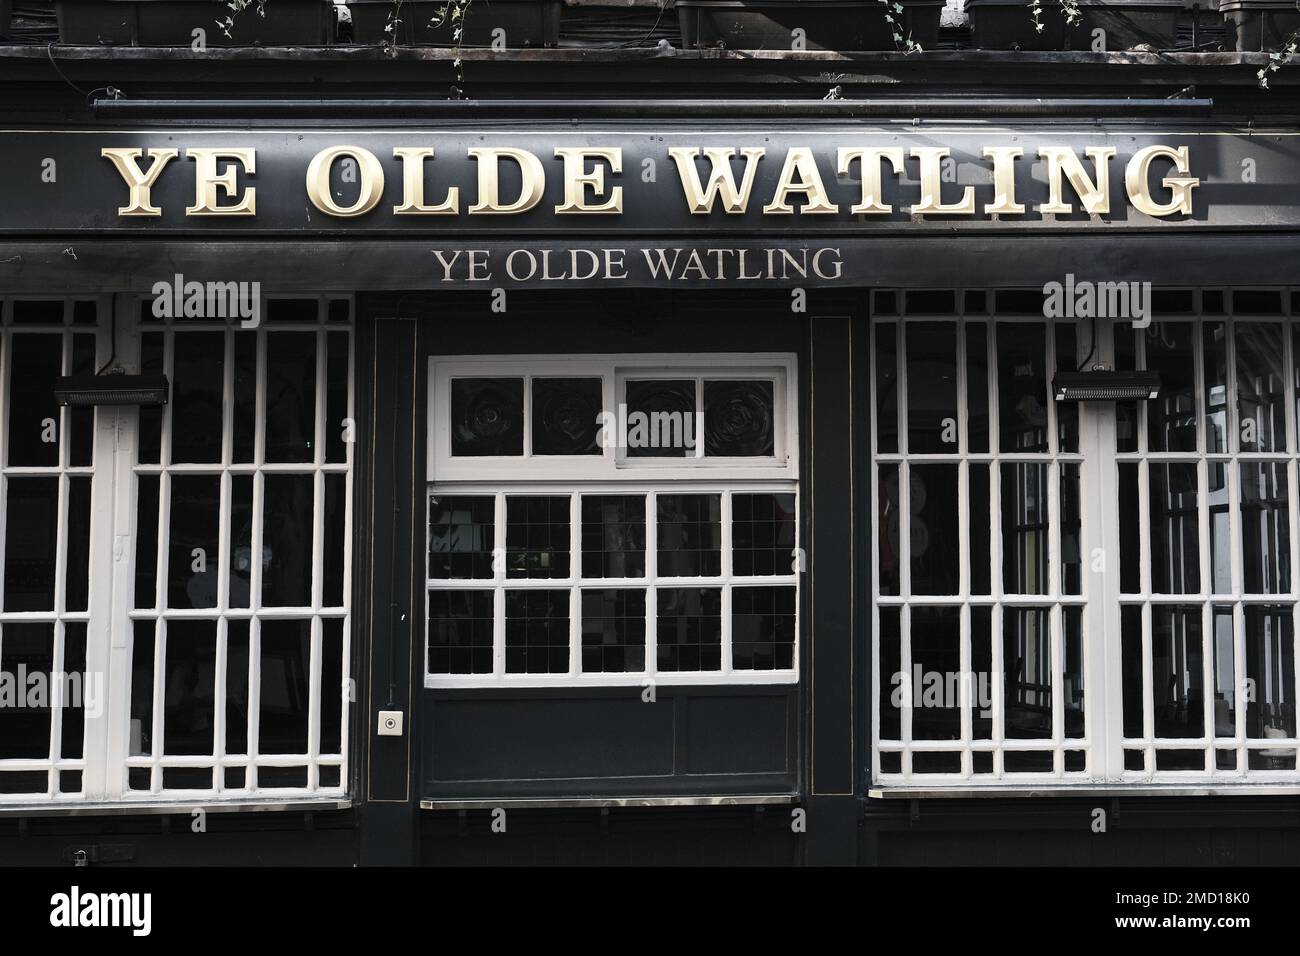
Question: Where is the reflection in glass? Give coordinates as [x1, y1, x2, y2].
[261, 476, 314, 606]
[906, 322, 958, 453]
[878, 464, 900, 596]
[1209, 464, 1232, 593]
[656, 494, 721, 577]
[162, 620, 217, 756]
[1002, 463, 1048, 595]
[1064, 608, 1085, 738]
[168, 476, 221, 609]
[429, 495, 495, 580]
[1212, 605, 1236, 738]
[532, 377, 602, 456]
[1244, 605, 1296, 741]
[258, 619, 311, 754]
[1204, 322, 1229, 453]
[1240, 463, 1290, 594]
[704, 380, 775, 457]
[656, 587, 721, 672]
[581, 495, 646, 578]
[505, 495, 570, 579]
[1144, 323, 1198, 452]
[3, 478, 57, 612]
[451, 377, 523, 457]
[1236, 323, 1287, 452]
[1004, 607, 1052, 739]
[1151, 606, 1204, 743]
[1149, 463, 1200, 594]
[910, 464, 959, 595]
[996, 322, 1048, 453]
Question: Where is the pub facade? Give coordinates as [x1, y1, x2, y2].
[1, 0, 1299, 867]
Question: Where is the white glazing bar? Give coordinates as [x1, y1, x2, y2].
[720, 490, 733, 675]
[493, 491, 506, 677]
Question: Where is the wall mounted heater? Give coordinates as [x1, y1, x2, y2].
[54, 374, 170, 407]
[1052, 369, 1161, 402]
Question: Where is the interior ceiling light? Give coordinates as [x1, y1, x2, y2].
[54, 373, 170, 407]
[1053, 368, 1162, 402]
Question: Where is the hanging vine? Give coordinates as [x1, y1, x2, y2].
[1259, 29, 1300, 88]
[216, 0, 269, 41]
[432, 0, 475, 84]
[1028, 0, 1082, 37]
[879, 0, 922, 52]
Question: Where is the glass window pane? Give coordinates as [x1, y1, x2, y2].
[1115, 323, 1139, 453]
[966, 322, 989, 454]
[704, 380, 774, 457]
[1209, 463, 1232, 594]
[261, 475, 314, 607]
[732, 585, 796, 670]
[1121, 605, 1144, 739]
[909, 606, 960, 740]
[258, 619, 311, 755]
[7, 334, 61, 467]
[656, 587, 720, 672]
[911, 464, 959, 595]
[1064, 608, 1085, 739]
[906, 322, 958, 454]
[969, 464, 991, 595]
[428, 590, 494, 675]
[580, 588, 646, 673]
[1236, 323, 1287, 453]
[137, 331, 164, 464]
[170, 332, 225, 464]
[69, 333, 96, 467]
[1149, 463, 1201, 594]
[265, 333, 317, 463]
[506, 495, 570, 579]
[162, 620, 217, 756]
[0, 623, 54, 758]
[625, 379, 696, 458]
[1054, 323, 1078, 453]
[996, 322, 1048, 453]
[1152, 606, 1204, 739]
[3, 477, 57, 611]
[656, 493, 720, 577]
[1119, 463, 1141, 594]
[65, 476, 91, 613]
[325, 331, 350, 464]
[323, 475, 346, 607]
[1240, 462, 1290, 594]
[225, 620, 250, 756]
[429, 494, 495, 580]
[232, 332, 257, 464]
[504, 589, 569, 674]
[732, 492, 796, 577]
[129, 622, 156, 758]
[1145, 322, 1198, 452]
[61, 623, 87, 762]
[532, 377, 602, 456]
[229, 476, 254, 609]
[1212, 605, 1237, 737]
[167, 476, 221, 610]
[580, 495, 645, 579]
[1244, 605, 1296, 739]
[1060, 463, 1082, 595]
[1003, 607, 1052, 739]
[1001, 463, 1049, 595]
[1204, 322, 1229, 453]
[320, 618, 344, 754]
[875, 323, 898, 455]
[451, 377, 523, 457]
[971, 606, 993, 739]
[879, 606, 901, 740]
[878, 464, 900, 596]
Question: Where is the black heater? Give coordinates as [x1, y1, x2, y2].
[1052, 369, 1162, 402]
[54, 373, 170, 407]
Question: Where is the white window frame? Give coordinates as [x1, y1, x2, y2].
[872, 288, 1300, 794]
[426, 353, 799, 689]
[0, 294, 355, 808]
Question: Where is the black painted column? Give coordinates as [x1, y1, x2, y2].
[358, 315, 420, 866]
[803, 314, 862, 865]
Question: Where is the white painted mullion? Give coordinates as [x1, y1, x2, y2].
[720, 490, 733, 675]
[646, 491, 658, 679]
[150, 618, 165, 794]
[306, 615, 323, 791]
[213, 616, 228, 793]
[959, 602, 972, 779]
[1050, 602, 1064, 777]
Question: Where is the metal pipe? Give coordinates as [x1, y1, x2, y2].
[91, 96, 1215, 120]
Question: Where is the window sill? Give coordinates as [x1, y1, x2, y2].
[421, 793, 798, 810]
[0, 797, 351, 818]
[869, 784, 1300, 799]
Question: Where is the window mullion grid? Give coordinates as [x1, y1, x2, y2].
[492, 492, 506, 678]
[1191, 317, 1217, 773]
[149, 619, 165, 794]
[247, 325, 269, 791]
[305, 327, 329, 787]
[568, 492, 580, 678]
[306, 616, 323, 791]
[212, 329, 235, 795]
[646, 491, 658, 681]
[721, 490, 733, 676]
